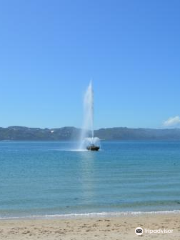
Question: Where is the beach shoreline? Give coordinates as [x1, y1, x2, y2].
[0, 212, 179, 240]
[0, 209, 180, 220]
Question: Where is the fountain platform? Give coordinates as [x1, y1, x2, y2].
[87, 144, 100, 151]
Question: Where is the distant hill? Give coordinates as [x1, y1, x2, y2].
[95, 127, 180, 140]
[0, 126, 180, 141]
[0, 126, 80, 141]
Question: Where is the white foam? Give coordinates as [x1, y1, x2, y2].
[53, 149, 87, 152]
[0, 210, 180, 220]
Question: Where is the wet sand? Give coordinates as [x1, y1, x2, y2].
[0, 213, 180, 239]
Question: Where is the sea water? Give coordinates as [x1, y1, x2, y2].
[0, 141, 180, 219]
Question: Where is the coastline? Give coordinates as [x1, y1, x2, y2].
[0, 209, 180, 220]
[0, 212, 179, 240]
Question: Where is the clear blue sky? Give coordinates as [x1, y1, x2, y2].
[0, 0, 180, 129]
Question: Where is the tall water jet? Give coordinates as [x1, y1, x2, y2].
[79, 81, 100, 151]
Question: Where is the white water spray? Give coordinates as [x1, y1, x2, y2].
[79, 82, 100, 149]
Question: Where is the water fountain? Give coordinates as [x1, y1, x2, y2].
[79, 82, 100, 151]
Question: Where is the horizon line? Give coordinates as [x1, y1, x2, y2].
[1, 126, 180, 130]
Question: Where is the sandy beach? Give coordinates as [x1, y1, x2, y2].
[0, 213, 179, 240]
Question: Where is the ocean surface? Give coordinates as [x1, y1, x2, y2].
[0, 141, 180, 219]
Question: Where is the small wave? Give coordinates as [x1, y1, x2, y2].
[0, 210, 180, 220]
[52, 148, 88, 152]
[51, 148, 103, 152]
[69, 149, 88, 152]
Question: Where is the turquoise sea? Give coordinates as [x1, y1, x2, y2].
[0, 141, 180, 219]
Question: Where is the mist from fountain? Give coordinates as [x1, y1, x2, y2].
[79, 82, 100, 150]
